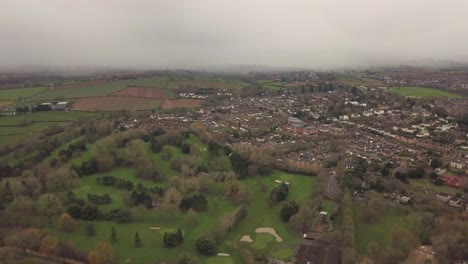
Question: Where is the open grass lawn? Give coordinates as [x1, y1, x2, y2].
[354, 203, 407, 254]
[411, 178, 460, 195]
[0, 87, 47, 100]
[389, 87, 462, 98]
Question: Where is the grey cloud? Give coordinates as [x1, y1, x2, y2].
[1, 0, 467, 69]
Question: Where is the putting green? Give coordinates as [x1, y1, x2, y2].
[251, 233, 275, 250]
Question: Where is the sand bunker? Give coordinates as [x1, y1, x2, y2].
[255, 227, 283, 242]
[217, 253, 230, 257]
[149, 227, 160, 230]
[275, 180, 282, 183]
[240, 235, 253, 243]
[285, 181, 290, 185]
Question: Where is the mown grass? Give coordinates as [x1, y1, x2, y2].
[389, 87, 462, 98]
[353, 204, 407, 254]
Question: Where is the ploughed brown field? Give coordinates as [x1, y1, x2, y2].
[71, 97, 162, 111]
[0, 101, 12, 108]
[161, 99, 204, 109]
[54, 80, 108, 90]
[111, 86, 168, 99]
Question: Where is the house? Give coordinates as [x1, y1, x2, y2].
[442, 175, 463, 188]
[53, 101, 69, 111]
[436, 193, 452, 203]
[448, 198, 464, 208]
[451, 161, 464, 170]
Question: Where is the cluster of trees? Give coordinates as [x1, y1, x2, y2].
[50, 140, 88, 165]
[87, 193, 112, 205]
[270, 183, 289, 203]
[195, 237, 216, 255]
[72, 157, 98, 176]
[2, 227, 89, 263]
[96, 175, 134, 191]
[163, 228, 184, 247]
[179, 194, 208, 212]
[66, 201, 131, 223]
[394, 165, 425, 182]
[280, 200, 299, 221]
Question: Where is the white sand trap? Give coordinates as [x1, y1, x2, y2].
[275, 180, 282, 183]
[285, 181, 290, 185]
[255, 227, 283, 242]
[240, 235, 253, 243]
[150, 227, 160, 230]
[217, 253, 230, 257]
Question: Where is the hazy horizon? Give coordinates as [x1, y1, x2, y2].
[1, 0, 468, 70]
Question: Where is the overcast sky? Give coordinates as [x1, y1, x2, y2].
[1, 0, 468, 69]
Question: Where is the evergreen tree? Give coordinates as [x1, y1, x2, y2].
[177, 228, 184, 243]
[111, 227, 117, 242]
[134, 232, 141, 247]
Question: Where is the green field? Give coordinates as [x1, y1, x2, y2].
[411, 178, 460, 195]
[354, 204, 407, 254]
[0, 112, 92, 146]
[389, 87, 462, 98]
[26, 77, 171, 102]
[0, 87, 47, 100]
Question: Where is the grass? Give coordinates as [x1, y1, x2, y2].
[0, 87, 47, 100]
[273, 248, 293, 260]
[389, 87, 462, 98]
[228, 171, 314, 255]
[354, 204, 407, 254]
[411, 178, 460, 195]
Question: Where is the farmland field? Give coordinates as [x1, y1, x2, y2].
[0, 111, 92, 146]
[0, 101, 12, 108]
[54, 80, 108, 90]
[26, 80, 135, 101]
[71, 97, 162, 111]
[389, 87, 463, 98]
[0, 86, 47, 100]
[161, 99, 204, 109]
[166, 80, 244, 90]
[111, 86, 174, 99]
